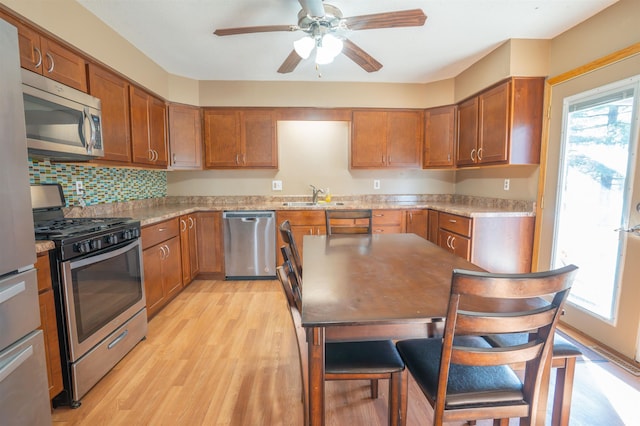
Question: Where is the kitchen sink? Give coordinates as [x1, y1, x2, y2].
[282, 201, 345, 207]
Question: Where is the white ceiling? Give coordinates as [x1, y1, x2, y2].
[76, 0, 618, 84]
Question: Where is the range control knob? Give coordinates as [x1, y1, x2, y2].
[90, 239, 102, 250]
[105, 234, 118, 245]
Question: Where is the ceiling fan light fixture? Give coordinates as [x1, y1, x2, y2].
[293, 36, 315, 59]
[315, 33, 343, 65]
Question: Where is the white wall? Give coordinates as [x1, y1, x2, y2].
[168, 121, 455, 196]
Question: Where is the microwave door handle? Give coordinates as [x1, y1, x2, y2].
[88, 110, 97, 152]
[81, 107, 95, 154]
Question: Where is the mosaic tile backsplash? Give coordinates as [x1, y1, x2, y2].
[29, 159, 167, 207]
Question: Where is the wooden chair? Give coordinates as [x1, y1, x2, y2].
[325, 209, 373, 236]
[279, 220, 303, 278]
[396, 264, 578, 425]
[483, 332, 582, 426]
[276, 258, 408, 426]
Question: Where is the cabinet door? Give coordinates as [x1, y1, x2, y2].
[38, 289, 63, 399]
[406, 209, 428, 239]
[143, 245, 164, 317]
[424, 105, 456, 168]
[179, 216, 191, 285]
[169, 104, 202, 169]
[478, 81, 510, 164]
[87, 64, 131, 163]
[40, 37, 87, 91]
[187, 215, 199, 279]
[456, 97, 479, 166]
[386, 110, 422, 168]
[203, 110, 240, 168]
[10, 18, 42, 73]
[351, 111, 386, 168]
[438, 229, 471, 260]
[163, 237, 183, 299]
[242, 110, 277, 168]
[130, 87, 152, 164]
[196, 212, 224, 276]
[149, 96, 168, 166]
[427, 210, 439, 244]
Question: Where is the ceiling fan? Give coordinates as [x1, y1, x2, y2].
[213, 0, 427, 74]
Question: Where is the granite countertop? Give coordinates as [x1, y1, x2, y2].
[35, 195, 535, 253]
[64, 195, 535, 227]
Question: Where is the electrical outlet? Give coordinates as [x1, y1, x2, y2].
[503, 179, 510, 191]
[373, 179, 381, 190]
[75, 181, 84, 194]
[272, 180, 282, 191]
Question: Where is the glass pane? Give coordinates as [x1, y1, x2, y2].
[553, 86, 635, 319]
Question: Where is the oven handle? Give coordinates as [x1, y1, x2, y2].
[68, 238, 141, 270]
[107, 329, 129, 350]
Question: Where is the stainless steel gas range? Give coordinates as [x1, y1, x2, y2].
[32, 183, 147, 408]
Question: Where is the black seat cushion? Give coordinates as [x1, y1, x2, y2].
[326, 340, 405, 374]
[396, 336, 524, 408]
[484, 332, 582, 358]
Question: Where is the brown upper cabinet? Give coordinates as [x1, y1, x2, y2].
[423, 105, 456, 169]
[169, 103, 202, 170]
[203, 108, 277, 169]
[456, 77, 544, 167]
[5, 14, 87, 91]
[87, 64, 132, 163]
[351, 110, 423, 169]
[130, 86, 168, 167]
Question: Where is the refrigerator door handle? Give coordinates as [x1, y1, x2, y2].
[0, 281, 26, 305]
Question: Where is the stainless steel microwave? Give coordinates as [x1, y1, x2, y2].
[22, 69, 104, 161]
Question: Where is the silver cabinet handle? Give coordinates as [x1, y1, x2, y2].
[409, 212, 413, 223]
[236, 154, 240, 165]
[159, 245, 167, 259]
[477, 147, 483, 161]
[0, 345, 33, 383]
[33, 47, 42, 69]
[0, 281, 26, 305]
[188, 217, 194, 229]
[45, 52, 54, 73]
[165, 244, 170, 257]
[470, 148, 476, 162]
[450, 236, 456, 250]
[448, 219, 457, 223]
[180, 219, 187, 232]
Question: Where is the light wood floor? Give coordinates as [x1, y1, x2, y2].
[51, 279, 639, 425]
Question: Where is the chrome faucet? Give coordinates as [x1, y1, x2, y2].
[310, 184, 324, 204]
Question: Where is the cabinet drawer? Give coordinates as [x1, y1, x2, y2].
[142, 218, 179, 249]
[372, 209, 403, 226]
[439, 212, 472, 237]
[373, 225, 403, 234]
[277, 210, 325, 226]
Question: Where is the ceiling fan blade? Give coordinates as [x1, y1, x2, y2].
[345, 9, 427, 31]
[298, 0, 325, 18]
[277, 50, 303, 74]
[342, 39, 382, 73]
[214, 25, 296, 36]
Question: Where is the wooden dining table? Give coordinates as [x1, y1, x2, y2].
[301, 233, 486, 426]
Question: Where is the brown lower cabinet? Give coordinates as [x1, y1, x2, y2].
[179, 214, 199, 286]
[35, 253, 64, 401]
[372, 209, 405, 234]
[405, 209, 428, 239]
[434, 210, 534, 273]
[195, 211, 225, 279]
[142, 218, 182, 318]
[276, 210, 326, 267]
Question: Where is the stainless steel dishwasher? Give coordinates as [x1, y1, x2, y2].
[223, 211, 276, 279]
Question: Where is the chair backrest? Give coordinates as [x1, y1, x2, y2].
[325, 209, 373, 236]
[280, 245, 303, 311]
[279, 220, 303, 277]
[435, 264, 578, 421]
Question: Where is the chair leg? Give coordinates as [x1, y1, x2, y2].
[370, 379, 379, 399]
[388, 370, 408, 426]
[552, 357, 577, 426]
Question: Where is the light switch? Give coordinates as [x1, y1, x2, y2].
[272, 180, 283, 191]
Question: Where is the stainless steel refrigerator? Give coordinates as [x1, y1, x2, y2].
[0, 18, 53, 425]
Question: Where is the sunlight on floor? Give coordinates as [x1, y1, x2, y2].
[587, 362, 640, 425]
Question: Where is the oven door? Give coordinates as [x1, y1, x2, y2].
[61, 239, 145, 361]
